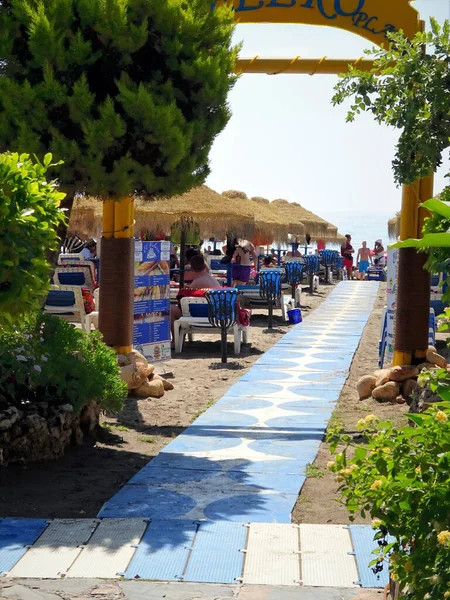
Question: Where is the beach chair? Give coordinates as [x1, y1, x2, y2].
[43, 286, 98, 333]
[173, 297, 247, 354]
[235, 284, 288, 321]
[53, 266, 96, 293]
[58, 254, 97, 281]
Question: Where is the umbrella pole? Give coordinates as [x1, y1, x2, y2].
[268, 299, 273, 330]
[179, 228, 186, 289]
[221, 325, 228, 363]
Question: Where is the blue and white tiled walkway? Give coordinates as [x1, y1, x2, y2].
[100, 281, 379, 523]
[0, 282, 388, 587]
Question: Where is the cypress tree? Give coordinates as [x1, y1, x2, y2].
[0, 0, 238, 346]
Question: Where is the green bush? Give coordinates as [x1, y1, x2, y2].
[0, 152, 66, 329]
[328, 399, 450, 600]
[0, 314, 127, 414]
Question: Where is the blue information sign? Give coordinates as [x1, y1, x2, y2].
[133, 241, 171, 362]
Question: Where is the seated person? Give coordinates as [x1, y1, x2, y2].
[183, 248, 200, 285]
[80, 239, 97, 260]
[188, 255, 220, 289]
[261, 255, 276, 269]
[171, 254, 220, 339]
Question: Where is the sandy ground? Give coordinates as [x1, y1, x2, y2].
[292, 282, 409, 525]
[0, 285, 333, 519]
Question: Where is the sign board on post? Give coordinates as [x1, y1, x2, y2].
[385, 246, 398, 366]
[133, 241, 171, 362]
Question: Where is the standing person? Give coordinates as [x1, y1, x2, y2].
[341, 234, 355, 280]
[286, 243, 302, 258]
[221, 236, 238, 264]
[356, 241, 372, 280]
[232, 239, 257, 286]
[373, 239, 386, 267]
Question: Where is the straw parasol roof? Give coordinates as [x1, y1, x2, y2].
[68, 187, 256, 240]
[270, 199, 338, 240]
[67, 195, 102, 237]
[133, 186, 255, 240]
[388, 213, 400, 240]
[222, 190, 302, 243]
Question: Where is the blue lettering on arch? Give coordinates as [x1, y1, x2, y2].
[235, 0, 264, 11]
[267, 0, 296, 7]
[334, 0, 365, 18]
[300, 0, 335, 20]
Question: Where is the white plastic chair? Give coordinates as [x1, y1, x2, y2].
[173, 297, 248, 354]
[44, 285, 98, 332]
[58, 254, 96, 280]
[53, 266, 96, 293]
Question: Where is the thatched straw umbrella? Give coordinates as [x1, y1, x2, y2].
[222, 190, 303, 244]
[134, 186, 254, 240]
[270, 199, 337, 240]
[388, 213, 401, 240]
[67, 195, 102, 237]
[68, 186, 256, 240]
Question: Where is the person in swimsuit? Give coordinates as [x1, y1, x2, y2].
[341, 234, 355, 280]
[356, 241, 372, 280]
[232, 239, 257, 285]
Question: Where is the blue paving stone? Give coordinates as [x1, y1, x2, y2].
[124, 520, 197, 581]
[183, 521, 246, 584]
[0, 518, 48, 575]
[98, 485, 196, 519]
[129, 466, 216, 486]
[223, 381, 285, 398]
[349, 525, 392, 588]
[161, 433, 242, 455]
[249, 436, 323, 460]
[203, 492, 298, 523]
[226, 470, 305, 495]
[265, 412, 332, 429]
[214, 396, 273, 410]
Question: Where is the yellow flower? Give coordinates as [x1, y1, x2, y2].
[443, 591, 450, 598]
[390, 572, 399, 582]
[365, 414, 377, 423]
[349, 464, 358, 472]
[371, 519, 383, 529]
[430, 575, 440, 585]
[357, 418, 367, 429]
[437, 530, 450, 546]
[370, 479, 383, 490]
[371, 518, 382, 529]
[335, 474, 344, 483]
[415, 466, 421, 475]
[382, 447, 391, 454]
[340, 468, 352, 477]
[435, 411, 448, 424]
[404, 561, 413, 572]
[327, 461, 336, 471]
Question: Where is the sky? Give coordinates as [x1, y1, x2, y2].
[205, 0, 450, 221]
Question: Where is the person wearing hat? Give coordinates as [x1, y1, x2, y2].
[80, 239, 97, 260]
[373, 239, 385, 267]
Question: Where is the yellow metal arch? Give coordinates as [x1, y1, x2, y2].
[234, 56, 374, 74]
[213, 0, 420, 48]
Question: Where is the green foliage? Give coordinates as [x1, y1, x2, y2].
[0, 314, 127, 414]
[328, 400, 450, 600]
[0, 0, 239, 197]
[392, 192, 450, 301]
[0, 152, 66, 328]
[305, 463, 324, 479]
[332, 18, 450, 185]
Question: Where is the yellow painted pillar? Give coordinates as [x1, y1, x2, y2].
[102, 199, 115, 239]
[113, 196, 134, 354]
